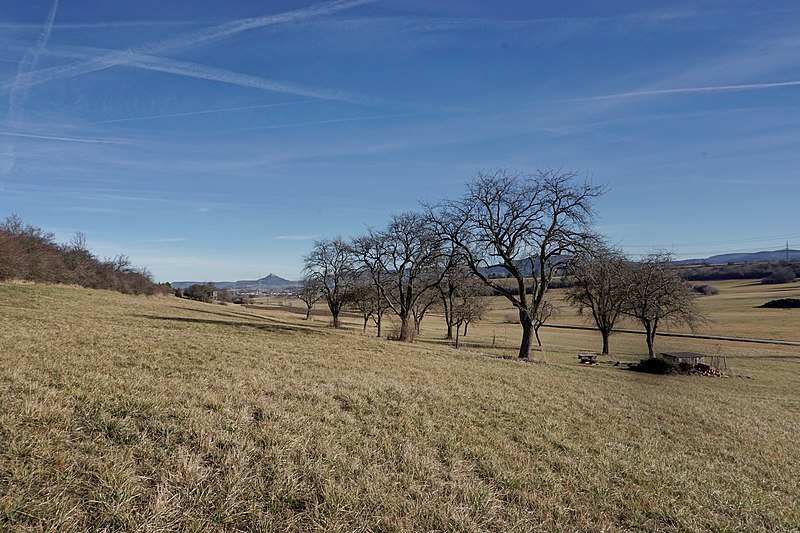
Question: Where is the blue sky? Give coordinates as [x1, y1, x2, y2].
[1, 0, 799, 282]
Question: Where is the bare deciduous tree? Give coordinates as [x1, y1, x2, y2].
[303, 237, 355, 328]
[532, 300, 557, 347]
[356, 212, 448, 342]
[623, 251, 703, 358]
[565, 247, 630, 354]
[298, 274, 324, 320]
[452, 276, 489, 348]
[430, 168, 604, 359]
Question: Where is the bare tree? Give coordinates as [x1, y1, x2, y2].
[298, 274, 324, 320]
[356, 212, 448, 342]
[452, 276, 489, 348]
[532, 300, 557, 347]
[565, 247, 630, 354]
[623, 251, 703, 358]
[351, 234, 393, 337]
[303, 237, 355, 328]
[430, 168, 604, 359]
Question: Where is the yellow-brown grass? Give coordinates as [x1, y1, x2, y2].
[1, 283, 798, 531]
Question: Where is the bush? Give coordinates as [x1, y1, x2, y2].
[692, 284, 719, 295]
[762, 267, 796, 285]
[630, 357, 679, 375]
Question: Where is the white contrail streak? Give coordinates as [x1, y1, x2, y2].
[1, 0, 378, 93]
[575, 80, 800, 101]
[126, 55, 379, 105]
[1, 0, 60, 176]
[92, 100, 320, 124]
[0, 131, 132, 144]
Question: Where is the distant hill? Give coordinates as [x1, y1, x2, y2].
[676, 249, 800, 265]
[172, 273, 299, 291]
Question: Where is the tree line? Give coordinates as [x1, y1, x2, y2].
[301, 169, 703, 359]
[0, 214, 169, 295]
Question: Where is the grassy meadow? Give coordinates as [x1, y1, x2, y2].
[1, 281, 799, 531]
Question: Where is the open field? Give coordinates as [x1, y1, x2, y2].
[1, 282, 799, 531]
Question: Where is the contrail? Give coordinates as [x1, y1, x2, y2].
[2, 0, 378, 93]
[574, 80, 800, 101]
[1, 0, 60, 176]
[0, 131, 132, 144]
[93, 100, 320, 124]
[16, 43, 381, 107]
[230, 113, 414, 132]
[126, 54, 381, 105]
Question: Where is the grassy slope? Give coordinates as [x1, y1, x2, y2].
[1, 283, 798, 531]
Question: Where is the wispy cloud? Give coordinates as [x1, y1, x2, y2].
[574, 80, 800, 101]
[0, 20, 206, 30]
[92, 99, 321, 124]
[1, 0, 59, 176]
[0, 131, 132, 144]
[140, 237, 185, 243]
[276, 235, 316, 241]
[126, 54, 381, 105]
[1, 0, 378, 93]
[231, 113, 414, 132]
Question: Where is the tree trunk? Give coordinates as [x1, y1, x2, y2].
[332, 311, 340, 328]
[362, 316, 369, 332]
[376, 313, 382, 338]
[518, 311, 533, 359]
[463, 322, 469, 336]
[601, 331, 610, 354]
[399, 313, 414, 342]
[445, 322, 453, 340]
[534, 325, 542, 347]
[645, 324, 656, 358]
[455, 322, 461, 349]
[305, 306, 311, 320]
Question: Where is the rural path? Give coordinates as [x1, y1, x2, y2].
[542, 323, 800, 347]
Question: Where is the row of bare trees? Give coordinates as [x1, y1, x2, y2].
[302, 168, 604, 358]
[566, 248, 702, 358]
[301, 168, 701, 359]
[302, 212, 489, 344]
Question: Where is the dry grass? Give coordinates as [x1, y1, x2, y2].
[1, 283, 799, 531]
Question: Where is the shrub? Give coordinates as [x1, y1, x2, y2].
[692, 284, 719, 295]
[762, 267, 796, 285]
[630, 357, 679, 375]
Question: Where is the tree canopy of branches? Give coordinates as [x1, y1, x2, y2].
[565, 247, 630, 354]
[451, 273, 489, 348]
[0, 214, 166, 295]
[430, 168, 604, 358]
[298, 274, 324, 320]
[355, 212, 449, 342]
[623, 251, 703, 358]
[303, 237, 355, 328]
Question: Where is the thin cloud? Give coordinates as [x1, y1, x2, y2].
[574, 80, 800, 101]
[92, 99, 321, 124]
[126, 54, 382, 105]
[0, 131, 132, 144]
[276, 235, 316, 241]
[1, 0, 59, 177]
[0, 20, 206, 30]
[1, 0, 378, 93]
[140, 237, 186, 243]
[231, 113, 414, 132]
